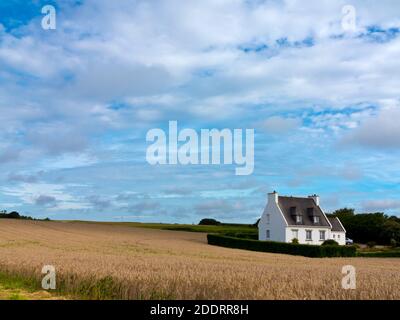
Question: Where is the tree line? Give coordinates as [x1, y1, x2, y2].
[330, 208, 400, 246]
[0, 210, 50, 221]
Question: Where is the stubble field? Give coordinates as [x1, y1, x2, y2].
[0, 219, 399, 300]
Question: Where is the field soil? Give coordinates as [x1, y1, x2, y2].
[0, 219, 399, 299]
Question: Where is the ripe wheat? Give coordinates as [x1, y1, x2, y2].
[0, 220, 399, 299]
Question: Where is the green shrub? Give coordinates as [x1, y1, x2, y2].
[223, 232, 258, 240]
[291, 238, 299, 244]
[367, 241, 376, 248]
[322, 239, 339, 246]
[207, 234, 356, 258]
[358, 249, 400, 258]
[199, 218, 221, 226]
[390, 238, 397, 248]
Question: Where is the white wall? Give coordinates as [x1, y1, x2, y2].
[285, 226, 331, 245]
[331, 231, 346, 245]
[258, 193, 287, 242]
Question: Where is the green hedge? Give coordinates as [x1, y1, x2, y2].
[207, 234, 357, 258]
[222, 232, 258, 240]
[357, 250, 400, 258]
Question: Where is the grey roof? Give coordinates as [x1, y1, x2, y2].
[278, 196, 331, 227]
[328, 217, 346, 232]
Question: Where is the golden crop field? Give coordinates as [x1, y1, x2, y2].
[0, 219, 399, 300]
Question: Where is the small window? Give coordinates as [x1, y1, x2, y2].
[266, 230, 270, 239]
[319, 230, 326, 240]
[292, 229, 298, 239]
[313, 216, 320, 224]
[333, 234, 336, 238]
[338, 234, 340, 239]
[266, 214, 270, 224]
[306, 230, 312, 241]
[296, 215, 303, 223]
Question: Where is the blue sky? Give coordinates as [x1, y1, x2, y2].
[1, 0, 400, 223]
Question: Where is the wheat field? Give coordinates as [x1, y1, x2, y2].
[0, 219, 399, 300]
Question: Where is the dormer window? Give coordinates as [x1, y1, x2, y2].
[290, 206, 303, 224]
[307, 207, 319, 224]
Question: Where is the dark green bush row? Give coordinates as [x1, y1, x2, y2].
[207, 234, 357, 258]
[357, 250, 400, 258]
[222, 232, 258, 240]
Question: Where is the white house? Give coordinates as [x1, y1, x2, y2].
[258, 191, 346, 245]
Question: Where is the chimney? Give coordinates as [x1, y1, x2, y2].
[268, 190, 278, 204]
[308, 194, 320, 206]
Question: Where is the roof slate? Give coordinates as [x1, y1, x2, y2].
[278, 196, 331, 227]
[328, 216, 346, 232]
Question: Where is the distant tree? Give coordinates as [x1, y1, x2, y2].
[8, 211, 20, 219]
[381, 219, 400, 243]
[346, 213, 387, 244]
[388, 215, 400, 224]
[330, 208, 400, 245]
[332, 208, 355, 219]
[0, 210, 46, 221]
[367, 241, 376, 248]
[253, 218, 260, 227]
[199, 218, 221, 226]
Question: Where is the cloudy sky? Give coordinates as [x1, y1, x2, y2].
[1, 0, 400, 223]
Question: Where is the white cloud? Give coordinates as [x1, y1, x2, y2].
[257, 116, 301, 134]
[362, 199, 400, 211]
[1, 183, 91, 210]
[342, 104, 400, 149]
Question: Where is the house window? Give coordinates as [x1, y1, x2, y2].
[306, 230, 312, 241]
[292, 229, 298, 239]
[266, 214, 270, 224]
[266, 230, 270, 239]
[333, 234, 336, 238]
[313, 216, 320, 224]
[296, 215, 303, 224]
[319, 230, 326, 241]
[338, 234, 340, 239]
